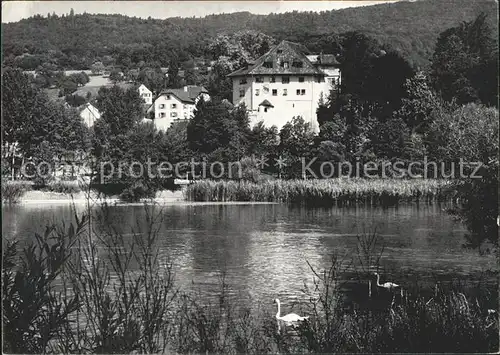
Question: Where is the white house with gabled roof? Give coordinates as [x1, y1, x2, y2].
[147, 85, 210, 131]
[78, 102, 101, 127]
[227, 40, 341, 133]
[138, 84, 153, 105]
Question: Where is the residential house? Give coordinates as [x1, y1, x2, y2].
[138, 84, 153, 105]
[78, 102, 101, 127]
[227, 40, 341, 133]
[147, 85, 210, 131]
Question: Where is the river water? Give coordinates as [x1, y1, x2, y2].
[2, 202, 497, 310]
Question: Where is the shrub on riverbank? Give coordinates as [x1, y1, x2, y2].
[43, 180, 82, 194]
[184, 178, 453, 205]
[1, 180, 31, 204]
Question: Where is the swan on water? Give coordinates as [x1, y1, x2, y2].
[274, 298, 309, 326]
[374, 272, 403, 297]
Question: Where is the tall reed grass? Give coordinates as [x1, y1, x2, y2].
[1, 180, 31, 204]
[184, 178, 453, 206]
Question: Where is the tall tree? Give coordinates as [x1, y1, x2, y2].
[394, 71, 440, 134]
[431, 13, 497, 106]
[279, 116, 316, 179]
[187, 98, 251, 163]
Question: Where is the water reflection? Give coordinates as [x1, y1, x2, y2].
[2, 202, 497, 308]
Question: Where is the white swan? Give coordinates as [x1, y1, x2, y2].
[274, 298, 309, 325]
[374, 272, 403, 296]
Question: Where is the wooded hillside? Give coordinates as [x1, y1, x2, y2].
[2, 0, 497, 69]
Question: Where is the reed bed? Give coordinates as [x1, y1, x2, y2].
[184, 178, 453, 206]
[1, 180, 31, 204]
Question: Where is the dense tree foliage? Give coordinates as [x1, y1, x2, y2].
[205, 31, 276, 101]
[426, 104, 499, 249]
[91, 85, 165, 200]
[187, 98, 251, 162]
[65, 93, 87, 107]
[279, 116, 316, 179]
[2, 68, 90, 181]
[430, 13, 498, 106]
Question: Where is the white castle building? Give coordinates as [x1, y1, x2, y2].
[228, 40, 341, 133]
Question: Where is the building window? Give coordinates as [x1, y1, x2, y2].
[239, 78, 247, 84]
[159, 104, 165, 109]
[282, 77, 289, 84]
[301, 89, 306, 95]
[255, 89, 260, 96]
[159, 112, 166, 118]
[272, 89, 277, 96]
[183, 104, 187, 110]
[264, 107, 268, 113]
[316, 77, 323, 83]
[166, 95, 171, 100]
[263, 87, 269, 94]
[277, 49, 283, 54]
[283, 89, 287, 96]
[296, 89, 301, 95]
[171, 103, 177, 109]
[171, 112, 178, 117]
[256, 77, 264, 83]
[299, 77, 304, 83]
[282, 61, 289, 68]
[270, 77, 276, 83]
[239, 89, 245, 97]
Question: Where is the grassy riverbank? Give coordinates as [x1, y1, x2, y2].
[3, 205, 497, 353]
[184, 178, 454, 205]
[1, 180, 185, 204]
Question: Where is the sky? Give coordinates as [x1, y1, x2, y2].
[2, 1, 399, 23]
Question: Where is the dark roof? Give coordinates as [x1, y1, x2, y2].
[158, 86, 208, 104]
[310, 53, 340, 66]
[77, 102, 98, 113]
[227, 40, 325, 77]
[259, 99, 274, 108]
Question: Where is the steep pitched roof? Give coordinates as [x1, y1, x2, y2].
[138, 83, 151, 92]
[227, 40, 325, 77]
[158, 85, 208, 104]
[77, 102, 99, 114]
[259, 99, 274, 108]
